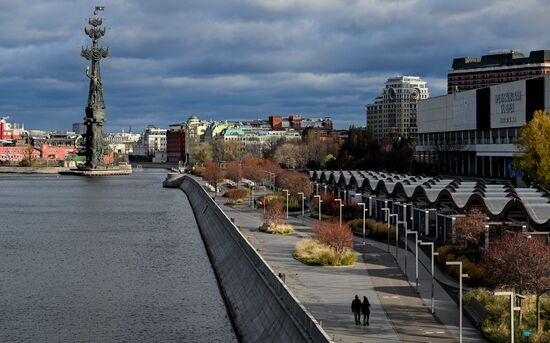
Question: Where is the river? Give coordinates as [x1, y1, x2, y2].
[0, 169, 237, 342]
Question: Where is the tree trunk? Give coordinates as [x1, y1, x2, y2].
[536, 294, 541, 333]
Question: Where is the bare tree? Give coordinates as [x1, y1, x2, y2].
[313, 221, 353, 255]
[203, 161, 224, 199]
[483, 233, 550, 332]
[453, 208, 487, 246]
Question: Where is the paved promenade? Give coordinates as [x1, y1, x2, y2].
[209, 190, 487, 342]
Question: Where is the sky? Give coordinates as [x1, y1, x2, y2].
[1, 0, 549, 132]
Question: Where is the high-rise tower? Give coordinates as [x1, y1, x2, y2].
[81, 6, 109, 169]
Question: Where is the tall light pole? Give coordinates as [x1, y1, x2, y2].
[419, 240, 439, 314]
[357, 202, 367, 245]
[282, 189, 289, 219]
[494, 291, 521, 343]
[406, 230, 419, 290]
[388, 213, 399, 257]
[381, 207, 391, 252]
[313, 195, 322, 221]
[334, 198, 343, 228]
[446, 261, 469, 343]
[297, 192, 305, 216]
[396, 219, 406, 261]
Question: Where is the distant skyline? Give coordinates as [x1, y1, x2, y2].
[1, 0, 549, 132]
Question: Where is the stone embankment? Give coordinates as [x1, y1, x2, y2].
[179, 176, 332, 343]
[0, 166, 68, 174]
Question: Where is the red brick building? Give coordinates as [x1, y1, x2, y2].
[166, 123, 186, 163]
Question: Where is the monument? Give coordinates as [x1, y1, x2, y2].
[62, 6, 131, 175]
[81, 6, 109, 169]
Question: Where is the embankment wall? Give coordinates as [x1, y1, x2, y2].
[180, 176, 332, 343]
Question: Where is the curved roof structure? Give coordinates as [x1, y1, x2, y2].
[311, 170, 550, 227]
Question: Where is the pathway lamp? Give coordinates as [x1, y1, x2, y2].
[282, 189, 289, 219]
[446, 261, 469, 343]
[406, 230, 419, 290]
[381, 207, 391, 252]
[357, 202, 368, 245]
[494, 291, 522, 343]
[395, 219, 406, 261]
[388, 214, 399, 257]
[334, 198, 343, 228]
[313, 195, 322, 221]
[297, 192, 305, 216]
[418, 240, 439, 314]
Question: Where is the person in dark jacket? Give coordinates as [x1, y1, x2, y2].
[361, 296, 371, 326]
[351, 295, 362, 325]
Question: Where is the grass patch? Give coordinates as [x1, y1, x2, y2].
[266, 223, 295, 235]
[436, 245, 486, 286]
[348, 218, 396, 240]
[465, 289, 550, 342]
[225, 198, 247, 205]
[294, 239, 356, 266]
[223, 188, 250, 199]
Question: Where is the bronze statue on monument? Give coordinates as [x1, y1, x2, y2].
[62, 6, 131, 176]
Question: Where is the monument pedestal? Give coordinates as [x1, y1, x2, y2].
[59, 165, 132, 176]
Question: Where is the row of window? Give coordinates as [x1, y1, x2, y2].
[418, 127, 520, 146]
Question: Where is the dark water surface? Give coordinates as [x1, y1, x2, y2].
[0, 169, 237, 342]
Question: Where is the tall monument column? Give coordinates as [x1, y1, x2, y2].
[81, 6, 109, 169]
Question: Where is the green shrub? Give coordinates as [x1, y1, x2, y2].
[18, 159, 32, 167]
[294, 239, 356, 266]
[266, 223, 295, 235]
[225, 198, 247, 205]
[223, 188, 250, 199]
[347, 218, 396, 240]
[465, 289, 550, 343]
[436, 245, 485, 285]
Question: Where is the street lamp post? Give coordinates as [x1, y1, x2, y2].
[282, 189, 289, 219]
[406, 230, 419, 290]
[396, 219, 406, 262]
[419, 241, 439, 314]
[388, 213, 399, 257]
[494, 291, 521, 343]
[446, 261, 469, 343]
[313, 195, 322, 221]
[381, 207, 391, 252]
[334, 198, 343, 228]
[357, 202, 367, 245]
[297, 192, 305, 216]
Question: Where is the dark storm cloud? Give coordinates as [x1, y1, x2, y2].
[1, 0, 549, 131]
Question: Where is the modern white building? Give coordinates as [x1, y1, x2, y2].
[131, 126, 167, 160]
[366, 76, 429, 141]
[104, 132, 141, 155]
[416, 76, 550, 178]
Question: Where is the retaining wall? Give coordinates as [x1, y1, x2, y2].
[181, 176, 332, 343]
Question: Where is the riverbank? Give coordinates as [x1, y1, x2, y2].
[0, 166, 68, 174]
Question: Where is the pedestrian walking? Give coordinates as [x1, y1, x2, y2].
[361, 296, 371, 326]
[351, 295, 361, 325]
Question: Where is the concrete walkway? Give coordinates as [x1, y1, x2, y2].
[195, 174, 490, 342]
[210, 189, 489, 342]
[369, 236, 485, 342]
[218, 202, 401, 342]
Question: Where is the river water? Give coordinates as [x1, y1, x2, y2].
[0, 169, 237, 342]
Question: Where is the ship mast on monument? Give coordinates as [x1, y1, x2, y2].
[81, 6, 109, 169]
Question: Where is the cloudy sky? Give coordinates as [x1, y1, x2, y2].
[0, 0, 549, 132]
